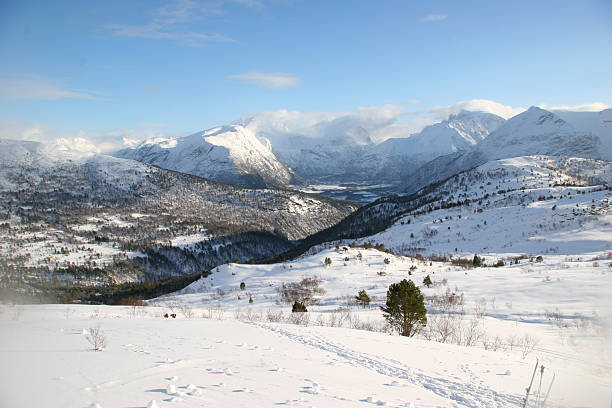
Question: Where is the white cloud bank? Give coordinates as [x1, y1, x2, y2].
[0, 76, 103, 100]
[228, 72, 300, 89]
[540, 102, 611, 112]
[430, 99, 526, 120]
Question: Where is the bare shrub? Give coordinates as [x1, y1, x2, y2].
[202, 304, 224, 320]
[519, 334, 539, 359]
[277, 276, 325, 306]
[85, 325, 107, 351]
[287, 311, 310, 326]
[178, 303, 194, 318]
[266, 309, 285, 322]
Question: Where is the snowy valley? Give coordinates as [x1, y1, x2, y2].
[1, 107, 612, 408]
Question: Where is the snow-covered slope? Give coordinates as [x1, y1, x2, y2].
[402, 107, 609, 193]
[365, 156, 612, 255]
[0, 139, 357, 284]
[376, 111, 504, 161]
[2, 239, 610, 407]
[553, 108, 612, 158]
[281, 155, 612, 261]
[115, 125, 300, 188]
[478, 107, 601, 159]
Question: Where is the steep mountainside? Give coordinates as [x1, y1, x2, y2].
[373, 111, 504, 181]
[0, 139, 357, 284]
[115, 125, 300, 188]
[402, 107, 609, 194]
[249, 110, 504, 184]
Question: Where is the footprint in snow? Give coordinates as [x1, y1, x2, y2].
[166, 384, 177, 395]
[146, 400, 159, 408]
[166, 396, 184, 403]
[361, 396, 387, 406]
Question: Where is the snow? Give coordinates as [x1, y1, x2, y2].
[1, 273, 609, 408]
[170, 231, 209, 248]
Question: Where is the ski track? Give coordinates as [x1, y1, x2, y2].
[249, 322, 523, 408]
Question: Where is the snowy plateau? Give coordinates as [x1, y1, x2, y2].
[1, 106, 612, 408]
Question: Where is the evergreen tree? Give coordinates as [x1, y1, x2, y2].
[355, 289, 371, 308]
[381, 279, 426, 337]
[473, 254, 482, 267]
[422, 274, 432, 287]
[292, 301, 307, 312]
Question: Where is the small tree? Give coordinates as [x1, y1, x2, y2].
[423, 274, 432, 287]
[240, 282, 246, 290]
[324, 257, 332, 267]
[473, 254, 482, 267]
[355, 289, 371, 308]
[292, 301, 307, 313]
[85, 325, 107, 351]
[381, 279, 427, 337]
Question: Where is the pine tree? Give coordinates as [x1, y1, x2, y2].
[355, 289, 371, 308]
[422, 274, 432, 287]
[381, 279, 426, 337]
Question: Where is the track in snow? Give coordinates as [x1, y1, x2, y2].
[250, 322, 524, 408]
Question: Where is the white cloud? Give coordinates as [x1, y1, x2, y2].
[539, 102, 611, 112]
[104, 0, 245, 46]
[229, 72, 300, 88]
[239, 105, 404, 144]
[430, 99, 526, 120]
[420, 14, 447, 23]
[105, 23, 232, 45]
[0, 76, 103, 100]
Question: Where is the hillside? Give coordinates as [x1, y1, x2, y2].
[267, 155, 612, 262]
[0, 139, 357, 288]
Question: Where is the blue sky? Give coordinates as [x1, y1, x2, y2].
[1, 0, 611, 148]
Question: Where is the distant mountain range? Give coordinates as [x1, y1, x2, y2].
[115, 107, 612, 193]
[402, 107, 612, 193]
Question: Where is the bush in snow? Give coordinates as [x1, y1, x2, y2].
[473, 254, 483, 267]
[292, 301, 307, 313]
[85, 325, 107, 351]
[381, 279, 427, 337]
[278, 276, 325, 306]
[355, 289, 371, 308]
[422, 275, 433, 287]
[240, 281, 246, 290]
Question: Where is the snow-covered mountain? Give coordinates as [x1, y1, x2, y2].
[114, 111, 505, 187]
[373, 111, 505, 181]
[115, 125, 301, 188]
[0, 139, 357, 284]
[402, 107, 610, 193]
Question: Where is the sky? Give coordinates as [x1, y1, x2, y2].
[0, 0, 611, 150]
